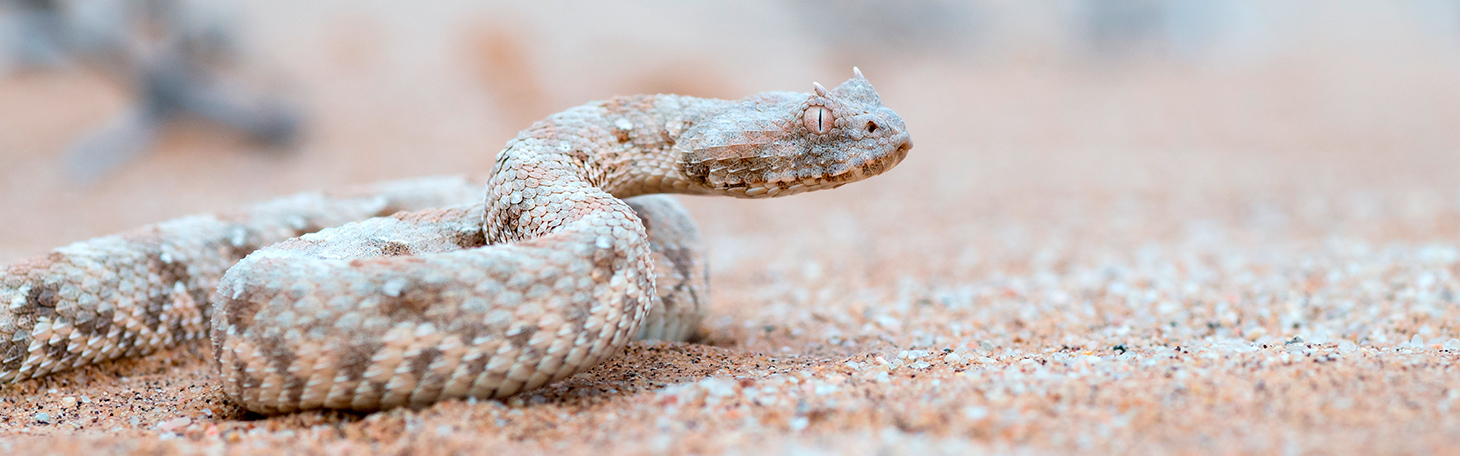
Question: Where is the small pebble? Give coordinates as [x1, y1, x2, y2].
[963, 406, 989, 420]
[157, 417, 192, 432]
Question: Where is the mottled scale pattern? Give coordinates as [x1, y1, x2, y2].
[2, 70, 912, 414]
[0, 177, 484, 383]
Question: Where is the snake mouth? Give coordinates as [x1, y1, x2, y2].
[845, 133, 912, 181]
[896, 137, 913, 155]
[889, 136, 913, 165]
[733, 133, 912, 198]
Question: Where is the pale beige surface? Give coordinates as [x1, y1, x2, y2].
[3, 2, 1460, 454]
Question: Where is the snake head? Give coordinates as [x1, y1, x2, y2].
[679, 67, 913, 198]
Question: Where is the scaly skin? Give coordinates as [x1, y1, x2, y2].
[1, 70, 912, 414]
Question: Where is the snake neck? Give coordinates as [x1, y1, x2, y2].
[481, 94, 730, 244]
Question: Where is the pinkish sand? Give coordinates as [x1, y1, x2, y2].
[3, 4, 1460, 454]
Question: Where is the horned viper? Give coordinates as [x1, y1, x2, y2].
[0, 69, 911, 414]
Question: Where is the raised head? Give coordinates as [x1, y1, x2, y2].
[679, 68, 912, 198]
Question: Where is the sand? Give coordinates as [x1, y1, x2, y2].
[3, 3, 1460, 454]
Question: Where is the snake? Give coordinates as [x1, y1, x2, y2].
[0, 69, 912, 414]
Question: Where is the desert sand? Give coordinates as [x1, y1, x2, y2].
[2, 2, 1459, 454]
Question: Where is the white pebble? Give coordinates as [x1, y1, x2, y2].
[156, 417, 191, 432]
[1338, 341, 1358, 353]
[699, 378, 736, 397]
[963, 406, 988, 420]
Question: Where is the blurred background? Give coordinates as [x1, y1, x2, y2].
[2, 0, 1460, 262]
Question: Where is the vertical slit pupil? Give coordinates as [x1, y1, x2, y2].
[805, 107, 833, 134]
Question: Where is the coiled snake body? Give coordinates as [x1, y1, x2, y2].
[0, 70, 911, 414]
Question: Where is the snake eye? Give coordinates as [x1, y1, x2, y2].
[803, 106, 833, 135]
